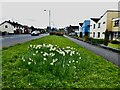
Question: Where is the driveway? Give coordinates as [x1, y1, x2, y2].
[0, 33, 49, 49]
[65, 35, 120, 67]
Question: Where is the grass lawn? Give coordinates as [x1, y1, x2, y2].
[2, 35, 120, 88]
[108, 43, 120, 50]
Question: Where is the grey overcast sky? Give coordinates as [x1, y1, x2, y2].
[1, 2, 118, 28]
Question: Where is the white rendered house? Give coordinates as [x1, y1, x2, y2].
[0, 20, 31, 34]
[90, 10, 120, 40]
[0, 21, 15, 33]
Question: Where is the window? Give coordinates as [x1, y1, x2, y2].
[5, 25, 8, 28]
[102, 32, 105, 34]
[93, 32, 95, 37]
[93, 24, 95, 29]
[103, 22, 105, 24]
[114, 20, 119, 27]
[98, 23, 101, 28]
[98, 32, 100, 38]
[118, 32, 120, 37]
[114, 32, 117, 37]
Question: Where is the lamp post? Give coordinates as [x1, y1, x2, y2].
[44, 10, 51, 32]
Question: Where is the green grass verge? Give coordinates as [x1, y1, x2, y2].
[108, 43, 120, 50]
[2, 35, 120, 88]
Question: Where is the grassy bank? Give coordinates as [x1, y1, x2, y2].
[108, 43, 120, 50]
[2, 35, 120, 88]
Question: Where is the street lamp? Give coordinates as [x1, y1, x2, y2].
[44, 10, 51, 32]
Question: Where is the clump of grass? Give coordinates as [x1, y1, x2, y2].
[20, 44, 81, 81]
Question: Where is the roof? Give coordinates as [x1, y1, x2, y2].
[70, 26, 79, 29]
[100, 10, 120, 20]
[90, 10, 120, 23]
[79, 23, 83, 27]
[90, 18, 100, 23]
[0, 20, 23, 27]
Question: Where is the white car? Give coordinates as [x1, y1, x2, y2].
[31, 31, 39, 36]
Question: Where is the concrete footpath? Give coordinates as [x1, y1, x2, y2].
[65, 35, 120, 67]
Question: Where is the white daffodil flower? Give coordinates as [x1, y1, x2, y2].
[28, 62, 31, 65]
[43, 58, 47, 61]
[69, 61, 71, 63]
[36, 51, 38, 54]
[76, 61, 78, 63]
[72, 60, 75, 62]
[79, 57, 81, 59]
[50, 62, 54, 65]
[33, 53, 36, 56]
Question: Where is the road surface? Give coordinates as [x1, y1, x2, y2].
[0, 34, 48, 48]
[65, 35, 120, 67]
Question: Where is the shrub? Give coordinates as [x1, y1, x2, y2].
[90, 39, 104, 44]
[1, 31, 8, 35]
[111, 40, 120, 44]
[103, 39, 109, 46]
[55, 32, 64, 36]
[83, 35, 89, 42]
[49, 31, 56, 35]
[49, 31, 64, 36]
[103, 29, 109, 46]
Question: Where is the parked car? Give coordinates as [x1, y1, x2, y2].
[31, 31, 39, 36]
[69, 32, 76, 36]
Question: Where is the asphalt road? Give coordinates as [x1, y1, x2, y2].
[65, 35, 120, 67]
[0, 34, 48, 48]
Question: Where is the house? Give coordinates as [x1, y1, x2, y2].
[79, 23, 83, 37]
[0, 20, 31, 34]
[23, 25, 32, 34]
[65, 25, 79, 35]
[90, 10, 120, 40]
[80, 20, 90, 37]
[90, 18, 101, 38]
[0, 20, 23, 34]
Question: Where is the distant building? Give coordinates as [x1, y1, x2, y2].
[0, 20, 31, 34]
[90, 10, 120, 40]
[65, 25, 79, 35]
[23, 25, 32, 34]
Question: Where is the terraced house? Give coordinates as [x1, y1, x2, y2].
[90, 10, 120, 41]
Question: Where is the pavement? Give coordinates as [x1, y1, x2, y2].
[0, 33, 49, 49]
[65, 35, 120, 67]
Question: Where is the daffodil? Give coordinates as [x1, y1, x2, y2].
[76, 61, 78, 63]
[72, 60, 75, 62]
[36, 51, 38, 54]
[29, 58, 32, 60]
[43, 58, 47, 61]
[73, 66, 76, 69]
[50, 62, 54, 65]
[28, 62, 31, 65]
[69, 61, 71, 63]
[33, 53, 36, 56]
[79, 57, 81, 59]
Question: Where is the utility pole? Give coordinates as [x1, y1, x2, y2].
[44, 9, 51, 32]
